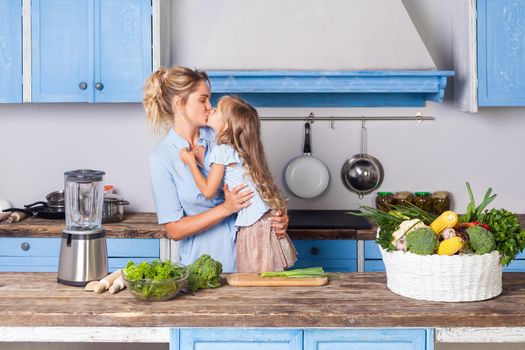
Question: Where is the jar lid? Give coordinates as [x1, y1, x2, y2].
[415, 192, 431, 196]
[377, 192, 393, 196]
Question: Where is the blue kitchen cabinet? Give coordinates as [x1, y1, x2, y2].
[292, 240, 357, 272]
[304, 329, 433, 350]
[503, 250, 525, 272]
[172, 328, 303, 350]
[0, 0, 22, 103]
[364, 240, 385, 272]
[477, 0, 525, 106]
[0, 237, 159, 272]
[32, 0, 152, 103]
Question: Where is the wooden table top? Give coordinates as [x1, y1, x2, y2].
[1, 272, 525, 328]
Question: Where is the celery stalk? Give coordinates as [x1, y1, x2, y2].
[260, 267, 326, 278]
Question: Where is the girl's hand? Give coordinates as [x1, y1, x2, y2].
[269, 211, 289, 239]
[179, 148, 196, 166]
[222, 183, 254, 215]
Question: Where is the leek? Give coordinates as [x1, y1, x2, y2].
[260, 267, 326, 278]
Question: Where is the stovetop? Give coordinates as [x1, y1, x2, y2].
[287, 210, 372, 230]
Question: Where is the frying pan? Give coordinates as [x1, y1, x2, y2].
[284, 123, 330, 198]
[341, 121, 384, 198]
[3, 204, 65, 220]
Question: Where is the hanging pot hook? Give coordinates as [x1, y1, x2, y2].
[307, 112, 315, 124]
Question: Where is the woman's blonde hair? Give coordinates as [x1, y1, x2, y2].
[143, 66, 209, 134]
[216, 96, 287, 212]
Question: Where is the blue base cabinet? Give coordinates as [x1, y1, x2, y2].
[364, 240, 385, 272]
[170, 328, 433, 350]
[292, 240, 357, 272]
[0, 237, 160, 272]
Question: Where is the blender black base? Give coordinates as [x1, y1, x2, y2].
[57, 278, 94, 287]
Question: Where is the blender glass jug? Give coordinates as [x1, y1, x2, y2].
[64, 169, 105, 230]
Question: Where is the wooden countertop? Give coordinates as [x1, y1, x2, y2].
[1, 272, 525, 328]
[1, 213, 522, 241]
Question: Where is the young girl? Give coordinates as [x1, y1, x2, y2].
[179, 95, 297, 273]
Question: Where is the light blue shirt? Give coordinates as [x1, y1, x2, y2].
[149, 127, 237, 272]
[209, 144, 270, 227]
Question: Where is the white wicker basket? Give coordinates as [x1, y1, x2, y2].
[380, 247, 502, 302]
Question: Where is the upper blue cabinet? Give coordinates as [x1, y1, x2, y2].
[0, 0, 22, 103]
[31, 0, 152, 103]
[477, 0, 525, 106]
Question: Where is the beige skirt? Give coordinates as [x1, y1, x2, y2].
[236, 211, 298, 273]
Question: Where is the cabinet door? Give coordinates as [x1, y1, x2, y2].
[304, 329, 432, 350]
[32, 0, 92, 102]
[173, 328, 303, 350]
[0, 238, 60, 272]
[293, 240, 357, 272]
[107, 238, 160, 271]
[478, 0, 525, 106]
[0, 0, 22, 103]
[94, 0, 152, 102]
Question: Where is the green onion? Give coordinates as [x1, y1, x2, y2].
[260, 267, 326, 278]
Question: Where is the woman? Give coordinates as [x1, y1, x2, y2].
[143, 66, 288, 272]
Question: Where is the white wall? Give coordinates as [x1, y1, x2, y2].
[1, 0, 524, 216]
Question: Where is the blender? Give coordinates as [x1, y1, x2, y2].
[57, 169, 108, 286]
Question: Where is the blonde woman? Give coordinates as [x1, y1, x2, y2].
[143, 66, 289, 272]
[180, 95, 297, 273]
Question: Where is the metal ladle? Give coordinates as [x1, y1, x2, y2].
[340, 120, 384, 198]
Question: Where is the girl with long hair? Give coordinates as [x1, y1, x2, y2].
[180, 95, 297, 272]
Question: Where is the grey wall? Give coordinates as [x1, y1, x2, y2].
[1, 0, 524, 216]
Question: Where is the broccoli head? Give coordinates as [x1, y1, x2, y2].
[187, 254, 223, 292]
[467, 225, 496, 255]
[406, 227, 439, 255]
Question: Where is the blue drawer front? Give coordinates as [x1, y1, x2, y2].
[0, 257, 59, 272]
[0, 238, 60, 257]
[293, 259, 356, 272]
[107, 238, 159, 257]
[304, 329, 430, 350]
[173, 328, 303, 350]
[364, 240, 382, 259]
[293, 240, 357, 259]
[365, 260, 386, 272]
[504, 260, 525, 272]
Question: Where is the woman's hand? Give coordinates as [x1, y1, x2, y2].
[269, 211, 289, 239]
[179, 147, 196, 166]
[222, 183, 254, 215]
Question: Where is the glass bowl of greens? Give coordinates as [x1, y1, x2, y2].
[122, 260, 189, 302]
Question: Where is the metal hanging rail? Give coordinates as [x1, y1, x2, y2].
[259, 112, 433, 124]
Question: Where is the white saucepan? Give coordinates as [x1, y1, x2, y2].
[284, 123, 330, 198]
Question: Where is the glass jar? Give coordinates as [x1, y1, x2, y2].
[414, 192, 433, 212]
[394, 191, 415, 207]
[432, 191, 450, 215]
[375, 192, 394, 212]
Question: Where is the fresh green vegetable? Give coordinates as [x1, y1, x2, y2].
[391, 202, 437, 225]
[406, 227, 439, 255]
[123, 260, 187, 300]
[352, 206, 404, 251]
[187, 254, 223, 292]
[461, 182, 497, 223]
[260, 267, 326, 278]
[466, 225, 496, 255]
[479, 208, 525, 266]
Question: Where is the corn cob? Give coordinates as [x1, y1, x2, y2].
[430, 211, 458, 234]
[437, 236, 464, 256]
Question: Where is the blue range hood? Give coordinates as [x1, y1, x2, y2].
[208, 70, 454, 107]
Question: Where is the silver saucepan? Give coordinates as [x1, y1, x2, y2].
[102, 198, 130, 223]
[341, 121, 384, 198]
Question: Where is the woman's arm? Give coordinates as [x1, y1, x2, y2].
[164, 183, 253, 240]
[180, 148, 225, 199]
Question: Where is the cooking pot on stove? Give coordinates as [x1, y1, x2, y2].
[25, 190, 65, 212]
[102, 198, 129, 223]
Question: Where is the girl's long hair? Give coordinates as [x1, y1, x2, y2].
[143, 66, 209, 135]
[216, 96, 287, 212]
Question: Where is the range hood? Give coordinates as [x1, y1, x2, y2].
[175, 1, 454, 107]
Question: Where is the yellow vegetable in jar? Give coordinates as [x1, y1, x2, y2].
[437, 236, 464, 256]
[430, 211, 458, 234]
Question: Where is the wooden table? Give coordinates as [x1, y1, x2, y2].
[1, 272, 525, 343]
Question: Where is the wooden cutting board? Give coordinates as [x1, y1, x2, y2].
[226, 273, 328, 287]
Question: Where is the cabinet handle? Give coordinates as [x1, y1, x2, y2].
[21, 242, 30, 251]
[95, 82, 104, 91]
[79, 82, 88, 90]
[310, 246, 319, 255]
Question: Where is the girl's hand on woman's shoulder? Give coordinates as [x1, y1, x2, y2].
[179, 147, 196, 166]
[222, 183, 254, 215]
[269, 211, 289, 239]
